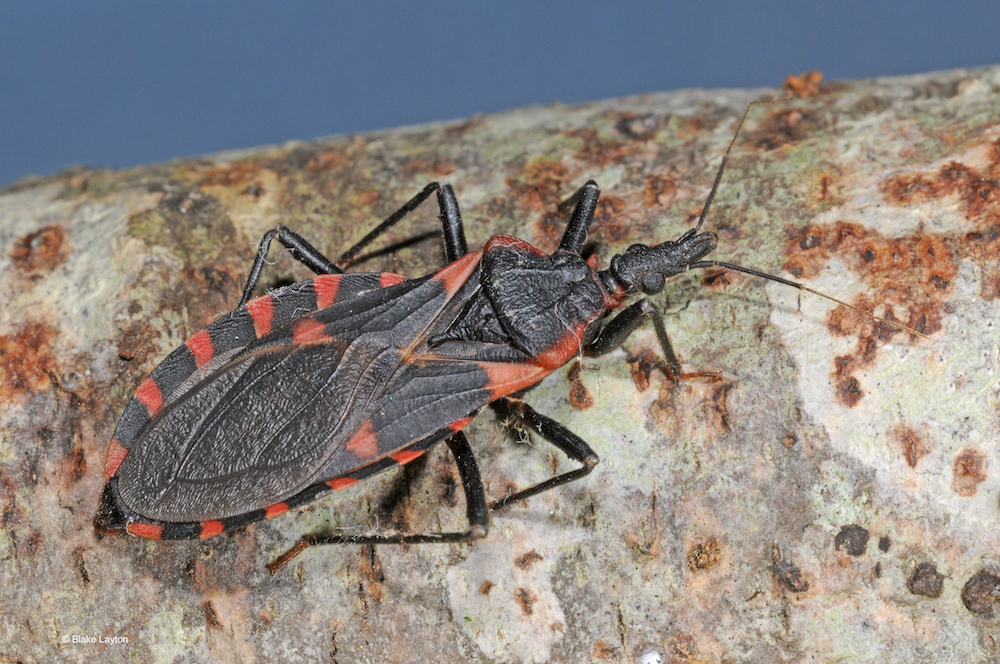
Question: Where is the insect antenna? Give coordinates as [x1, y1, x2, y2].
[688, 99, 770, 238]
[690, 98, 928, 339]
[692, 259, 928, 338]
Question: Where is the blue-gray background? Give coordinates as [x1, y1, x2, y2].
[3, 1, 997, 188]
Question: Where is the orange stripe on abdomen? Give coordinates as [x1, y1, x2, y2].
[245, 295, 274, 337]
[313, 274, 342, 309]
[135, 378, 164, 417]
[103, 439, 129, 478]
[185, 329, 215, 368]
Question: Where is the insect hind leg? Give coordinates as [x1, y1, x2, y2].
[337, 182, 470, 266]
[241, 182, 471, 306]
[267, 432, 489, 574]
[239, 225, 342, 307]
[490, 399, 600, 511]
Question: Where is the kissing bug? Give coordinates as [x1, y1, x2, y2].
[96, 102, 918, 572]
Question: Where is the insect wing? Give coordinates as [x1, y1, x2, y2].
[115, 251, 486, 523]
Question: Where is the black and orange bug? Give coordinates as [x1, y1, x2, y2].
[96, 102, 916, 572]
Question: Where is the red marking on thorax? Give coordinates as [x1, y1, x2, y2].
[391, 449, 425, 465]
[264, 502, 289, 519]
[185, 329, 215, 368]
[327, 477, 358, 491]
[246, 295, 274, 337]
[313, 274, 342, 309]
[536, 322, 587, 370]
[103, 439, 129, 478]
[199, 520, 224, 538]
[293, 318, 332, 344]
[346, 419, 378, 460]
[484, 234, 546, 256]
[128, 522, 163, 539]
[135, 377, 164, 417]
[433, 249, 484, 298]
[379, 273, 407, 288]
[479, 361, 551, 399]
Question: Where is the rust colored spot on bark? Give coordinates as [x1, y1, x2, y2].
[116, 322, 155, 363]
[589, 194, 630, 243]
[567, 361, 594, 410]
[507, 158, 569, 214]
[710, 382, 732, 432]
[626, 349, 660, 392]
[305, 151, 349, 173]
[784, 219, 956, 405]
[202, 601, 223, 630]
[357, 548, 385, 602]
[478, 580, 495, 596]
[952, 448, 987, 496]
[593, 640, 616, 659]
[514, 587, 537, 616]
[783, 71, 824, 98]
[649, 378, 733, 441]
[569, 127, 632, 167]
[687, 537, 722, 571]
[72, 546, 90, 587]
[644, 174, 678, 207]
[699, 270, 731, 291]
[66, 445, 87, 483]
[962, 570, 1000, 616]
[515, 549, 544, 571]
[506, 157, 571, 247]
[11, 225, 71, 272]
[198, 161, 262, 187]
[0, 322, 59, 400]
[890, 424, 929, 468]
[882, 161, 1000, 223]
[907, 562, 944, 598]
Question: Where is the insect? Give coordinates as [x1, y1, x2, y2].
[96, 102, 916, 572]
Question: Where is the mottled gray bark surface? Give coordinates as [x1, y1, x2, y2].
[2, 66, 999, 663]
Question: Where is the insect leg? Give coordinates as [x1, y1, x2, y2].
[587, 299, 720, 382]
[436, 184, 468, 262]
[239, 225, 342, 307]
[586, 299, 683, 380]
[490, 399, 599, 511]
[333, 182, 471, 264]
[267, 432, 489, 573]
[557, 180, 600, 253]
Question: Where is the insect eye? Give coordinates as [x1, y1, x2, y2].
[641, 273, 665, 293]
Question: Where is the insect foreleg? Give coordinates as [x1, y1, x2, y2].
[586, 299, 683, 380]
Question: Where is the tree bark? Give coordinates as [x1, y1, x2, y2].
[2, 65, 999, 663]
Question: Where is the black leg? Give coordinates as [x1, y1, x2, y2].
[336, 183, 468, 264]
[558, 180, 600, 254]
[586, 298, 684, 380]
[436, 184, 468, 262]
[489, 399, 600, 511]
[586, 298, 721, 383]
[238, 225, 342, 307]
[242, 183, 473, 307]
[267, 432, 489, 573]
